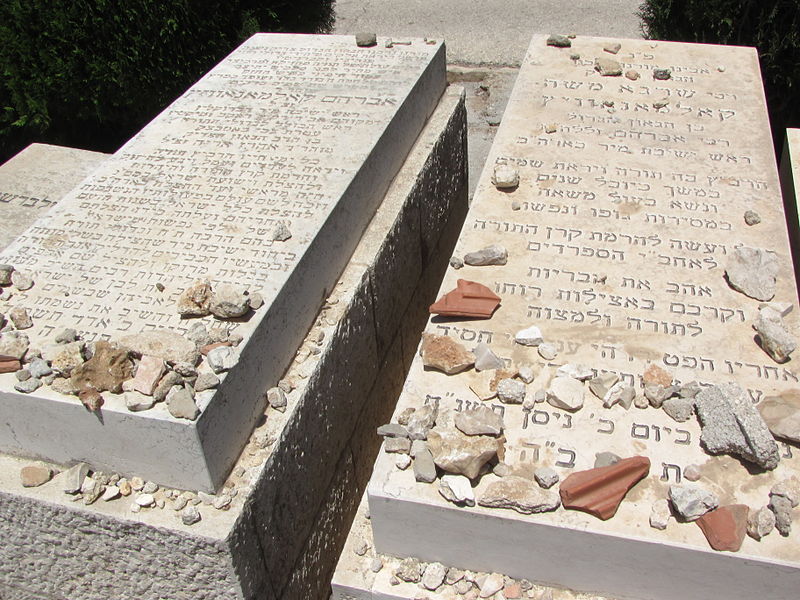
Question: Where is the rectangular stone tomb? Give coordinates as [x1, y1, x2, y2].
[368, 35, 800, 600]
[0, 34, 446, 492]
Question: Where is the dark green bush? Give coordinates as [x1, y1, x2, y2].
[0, 1, 334, 163]
[639, 0, 800, 149]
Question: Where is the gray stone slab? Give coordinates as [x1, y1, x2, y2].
[0, 34, 446, 491]
[368, 35, 800, 600]
[0, 85, 468, 600]
[0, 143, 108, 250]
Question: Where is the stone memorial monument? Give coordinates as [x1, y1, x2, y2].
[0, 33, 446, 492]
[334, 35, 800, 600]
[0, 34, 471, 598]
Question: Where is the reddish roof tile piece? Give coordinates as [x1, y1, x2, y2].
[696, 504, 749, 552]
[0, 355, 21, 374]
[429, 279, 501, 318]
[559, 455, 651, 520]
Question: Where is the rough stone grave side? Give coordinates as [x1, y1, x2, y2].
[369, 35, 800, 600]
[0, 34, 446, 492]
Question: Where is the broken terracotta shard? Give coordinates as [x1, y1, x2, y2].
[559, 456, 651, 520]
[696, 504, 749, 552]
[429, 279, 501, 318]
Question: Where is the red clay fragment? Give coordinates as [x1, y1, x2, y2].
[559, 456, 650, 520]
[0, 355, 22, 374]
[696, 504, 749, 552]
[429, 279, 501, 318]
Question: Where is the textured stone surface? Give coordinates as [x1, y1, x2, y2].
[695, 383, 780, 470]
[669, 485, 719, 522]
[725, 246, 779, 301]
[427, 428, 502, 479]
[119, 331, 199, 365]
[454, 406, 504, 436]
[439, 474, 476, 506]
[758, 394, 800, 443]
[421, 333, 475, 375]
[478, 476, 561, 514]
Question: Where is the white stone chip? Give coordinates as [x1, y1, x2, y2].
[515, 325, 543, 346]
[439, 474, 476, 506]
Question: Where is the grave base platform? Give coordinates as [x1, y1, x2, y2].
[0, 86, 468, 600]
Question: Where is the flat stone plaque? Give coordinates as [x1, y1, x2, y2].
[0, 143, 108, 249]
[0, 34, 445, 491]
[369, 36, 800, 600]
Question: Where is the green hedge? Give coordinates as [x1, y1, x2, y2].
[639, 0, 800, 149]
[0, 1, 333, 163]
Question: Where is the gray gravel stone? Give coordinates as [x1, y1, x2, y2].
[395, 557, 422, 583]
[27, 358, 52, 379]
[406, 405, 438, 440]
[14, 377, 41, 393]
[207, 345, 237, 373]
[355, 32, 377, 47]
[496, 378, 526, 404]
[555, 363, 593, 381]
[194, 372, 220, 392]
[267, 387, 287, 412]
[695, 383, 780, 470]
[472, 342, 505, 371]
[439, 474, 476, 506]
[546, 376, 584, 411]
[546, 34, 571, 48]
[166, 385, 200, 421]
[491, 165, 519, 189]
[515, 325, 543, 346]
[422, 562, 447, 591]
[63, 463, 90, 494]
[454, 406, 504, 436]
[54, 328, 78, 344]
[594, 452, 620, 468]
[413, 448, 437, 483]
[662, 397, 694, 422]
[769, 494, 793, 536]
[748, 505, 776, 540]
[653, 68, 672, 80]
[377, 423, 409, 438]
[537, 342, 558, 360]
[534, 467, 559, 489]
[0, 264, 13, 285]
[669, 484, 719, 521]
[754, 307, 796, 362]
[181, 505, 202, 525]
[464, 244, 508, 266]
[744, 210, 761, 225]
[11, 270, 34, 291]
[650, 499, 671, 530]
[209, 284, 250, 319]
[9, 307, 33, 330]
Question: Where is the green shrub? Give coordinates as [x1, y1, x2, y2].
[638, 0, 800, 149]
[0, 0, 334, 163]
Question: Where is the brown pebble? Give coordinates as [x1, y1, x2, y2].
[21, 465, 54, 487]
[696, 505, 749, 552]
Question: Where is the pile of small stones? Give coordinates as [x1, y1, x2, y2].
[379, 320, 795, 549]
[18, 460, 250, 526]
[0, 278, 274, 421]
